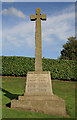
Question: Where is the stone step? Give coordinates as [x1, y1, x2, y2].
[18, 94, 64, 101]
[11, 96, 67, 117]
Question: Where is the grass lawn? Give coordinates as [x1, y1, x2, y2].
[2, 77, 76, 118]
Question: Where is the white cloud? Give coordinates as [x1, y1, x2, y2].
[2, 6, 75, 53]
[3, 21, 34, 48]
[2, 7, 28, 19]
[42, 11, 75, 45]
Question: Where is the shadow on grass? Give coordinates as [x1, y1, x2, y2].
[1, 88, 21, 100]
[6, 102, 11, 108]
[0, 88, 24, 107]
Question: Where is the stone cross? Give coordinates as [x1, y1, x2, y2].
[30, 8, 46, 71]
[11, 8, 67, 116]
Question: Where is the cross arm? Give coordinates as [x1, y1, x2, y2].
[30, 15, 36, 21]
[41, 14, 46, 20]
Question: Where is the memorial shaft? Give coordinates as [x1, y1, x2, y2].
[35, 11, 42, 71]
[30, 8, 46, 71]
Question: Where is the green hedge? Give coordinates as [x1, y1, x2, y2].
[2, 56, 77, 81]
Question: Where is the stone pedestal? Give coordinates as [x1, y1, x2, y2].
[25, 71, 53, 95]
[11, 71, 67, 116]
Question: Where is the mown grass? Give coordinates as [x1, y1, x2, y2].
[2, 77, 76, 118]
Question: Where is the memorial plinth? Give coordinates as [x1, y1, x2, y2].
[25, 71, 53, 95]
[11, 8, 67, 116]
[11, 71, 67, 116]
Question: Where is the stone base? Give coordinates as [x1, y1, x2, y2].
[11, 71, 67, 116]
[11, 94, 67, 116]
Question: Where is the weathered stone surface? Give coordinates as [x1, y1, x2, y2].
[11, 94, 67, 116]
[24, 71, 53, 95]
[18, 94, 63, 101]
[11, 71, 67, 116]
[30, 8, 46, 71]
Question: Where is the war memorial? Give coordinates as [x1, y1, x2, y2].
[11, 8, 67, 116]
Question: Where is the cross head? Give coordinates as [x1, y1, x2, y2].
[30, 8, 46, 21]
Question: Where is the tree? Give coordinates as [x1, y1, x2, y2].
[60, 37, 77, 60]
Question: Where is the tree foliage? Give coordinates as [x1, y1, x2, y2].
[60, 37, 77, 60]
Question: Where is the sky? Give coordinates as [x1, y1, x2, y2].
[1, 1, 75, 59]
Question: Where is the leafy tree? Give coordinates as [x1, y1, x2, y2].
[60, 37, 77, 60]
